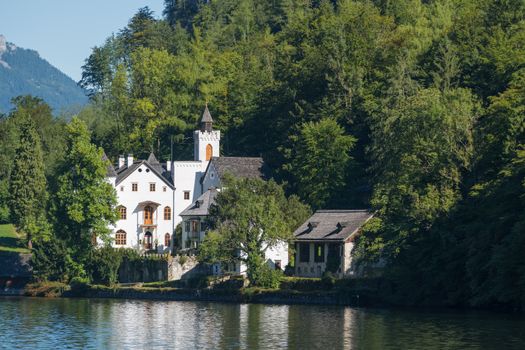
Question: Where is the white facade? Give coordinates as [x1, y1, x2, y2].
[107, 106, 220, 252]
[108, 159, 175, 252]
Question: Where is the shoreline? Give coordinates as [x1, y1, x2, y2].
[68, 286, 372, 307]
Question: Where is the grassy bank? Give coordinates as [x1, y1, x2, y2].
[0, 224, 30, 254]
[22, 276, 385, 307]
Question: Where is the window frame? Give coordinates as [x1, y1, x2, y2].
[164, 206, 171, 220]
[132, 183, 138, 192]
[184, 191, 190, 200]
[119, 206, 127, 220]
[115, 230, 127, 245]
[149, 183, 156, 192]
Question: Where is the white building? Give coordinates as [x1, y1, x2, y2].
[106, 152, 175, 252]
[106, 106, 289, 272]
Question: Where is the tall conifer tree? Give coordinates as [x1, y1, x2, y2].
[9, 113, 48, 245]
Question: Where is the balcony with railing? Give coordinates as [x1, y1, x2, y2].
[140, 218, 158, 227]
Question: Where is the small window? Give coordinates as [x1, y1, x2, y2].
[164, 206, 171, 220]
[115, 230, 126, 245]
[120, 186, 124, 192]
[150, 183, 156, 192]
[314, 243, 325, 263]
[164, 233, 171, 247]
[184, 191, 190, 200]
[163, 186, 167, 192]
[299, 243, 310, 263]
[132, 183, 138, 192]
[206, 144, 213, 161]
[119, 206, 127, 220]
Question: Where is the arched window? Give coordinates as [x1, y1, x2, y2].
[165, 233, 171, 247]
[115, 230, 126, 245]
[144, 206, 153, 225]
[206, 144, 213, 161]
[164, 206, 171, 220]
[119, 206, 127, 220]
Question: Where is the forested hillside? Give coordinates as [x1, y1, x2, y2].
[0, 35, 88, 113]
[1, 0, 524, 310]
[77, 0, 525, 309]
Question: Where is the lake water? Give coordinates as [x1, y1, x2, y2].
[1, 297, 524, 349]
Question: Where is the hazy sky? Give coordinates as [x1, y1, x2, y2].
[0, 0, 165, 81]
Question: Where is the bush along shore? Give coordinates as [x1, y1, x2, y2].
[22, 276, 388, 307]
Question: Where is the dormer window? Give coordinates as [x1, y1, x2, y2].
[336, 222, 349, 231]
[308, 222, 319, 230]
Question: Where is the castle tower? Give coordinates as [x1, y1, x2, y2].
[194, 104, 220, 162]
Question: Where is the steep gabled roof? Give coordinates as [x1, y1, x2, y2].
[180, 188, 218, 217]
[294, 210, 374, 242]
[114, 154, 173, 188]
[207, 156, 267, 181]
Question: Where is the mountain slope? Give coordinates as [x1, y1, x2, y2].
[0, 35, 88, 113]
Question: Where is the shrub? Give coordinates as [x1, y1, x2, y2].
[87, 246, 123, 285]
[69, 276, 90, 294]
[321, 271, 336, 289]
[252, 263, 283, 289]
[284, 264, 294, 276]
[280, 276, 324, 291]
[178, 254, 188, 266]
[32, 236, 84, 282]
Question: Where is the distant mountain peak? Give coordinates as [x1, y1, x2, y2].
[0, 35, 16, 69]
[0, 35, 87, 113]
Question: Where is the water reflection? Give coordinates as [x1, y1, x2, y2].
[1, 297, 524, 349]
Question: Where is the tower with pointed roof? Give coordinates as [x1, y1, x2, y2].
[194, 104, 220, 162]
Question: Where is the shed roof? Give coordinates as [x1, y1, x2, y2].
[180, 188, 218, 217]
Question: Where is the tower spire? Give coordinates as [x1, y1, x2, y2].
[200, 103, 213, 132]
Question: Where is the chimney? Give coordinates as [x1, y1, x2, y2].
[127, 154, 134, 167]
[118, 155, 125, 168]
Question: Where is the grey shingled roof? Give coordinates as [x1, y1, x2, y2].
[115, 153, 173, 188]
[180, 188, 218, 217]
[201, 105, 213, 123]
[294, 210, 374, 242]
[210, 156, 267, 180]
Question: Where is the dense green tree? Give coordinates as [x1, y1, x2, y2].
[199, 177, 310, 285]
[284, 118, 356, 209]
[53, 117, 118, 271]
[8, 111, 48, 244]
